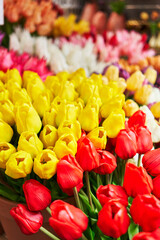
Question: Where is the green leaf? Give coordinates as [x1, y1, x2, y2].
[0, 183, 22, 202]
[128, 220, 139, 240]
[90, 190, 102, 212]
[83, 226, 95, 240]
[110, 0, 126, 14]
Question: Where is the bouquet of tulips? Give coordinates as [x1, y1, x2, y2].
[0, 65, 160, 240]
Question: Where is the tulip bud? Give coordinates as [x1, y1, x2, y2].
[5, 151, 33, 179]
[117, 77, 127, 93]
[5, 80, 21, 100]
[39, 125, 58, 148]
[45, 76, 60, 97]
[87, 127, 107, 149]
[70, 68, 86, 89]
[142, 148, 160, 176]
[128, 110, 146, 129]
[22, 71, 39, 88]
[49, 200, 88, 240]
[130, 194, 160, 232]
[123, 163, 153, 198]
[102, 109, 125, 138]
[135, 126, 153, 154]
[10, 204, 43, 235]
[57, 71, 70, 82]
[144, 67, 157, 84]
[126, 71, 145, 91]
[33, 149, 59, 179]
[58, 81, 78, 101]
[78, 79, 98, 104]
[150, 102, 160, 118]
[0, 99, 15, 126]
[23, 179, 51, 211]
[99, 84, 116, 104]
[0, 86, 9, 101]
[54, 133, 77, 159]
[42, 107, 57, 127]
[26, 76, 46, 102]
[18, 131, 43, 159]
[105, 65, 119, 81]
[0, 142, 16, 169]
[32, 91, 51, 118]
[11, 88, 32, 105]
[123, 99, 139, 117]
[0, 71, 5, 83]
[132, 228, 160, 240]
[15, 102, 42, 134]
[5, 69, 22, 86]
[134, 85, 152, 105]
[153, 175, 160, 199]
[0, 119, 13, 142]
[58, 120, 81, 141]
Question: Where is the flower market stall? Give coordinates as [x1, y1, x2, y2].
[0, 1, 160, 240]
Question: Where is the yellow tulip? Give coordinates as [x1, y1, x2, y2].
[0, 86, 9, 101]
[0, 99, 15, 125]
[90, 73, 103, 87]
[117, 78, 127, 93]
[99, 85, 115, 104]
[150, 102, 160, 118]
[0, 142, 16, 169]
[58, 81, 78, 101]
[5, 80, 21, 100]
[58, 120, 81, 141]
[12, 88, 32, 105]
[45, 76, 61, 97]
[102, 109, 125, 138]
[79, 79, 99, 104]
[0, 71, 5, 82]
[54, 133, 77, 159]
[0, 119, 13, 142]
[144, 67, 157, 84]
[105, 65, 119, 81]
[70, 68, 86, 89]
[33, 149, 59, 179]
[39, 125, 58, 148]
[123, 99, 139, 117]
[26, 77, 46, 102]
[5, 150, 33, 179]
[87, 127, 107, 149]
[15, 103, 42, 134]
[5, 69, 22, 86]
[42, 107, 57, 127]
[18, 131, 43, 158]
[126, 71, 145, 91]
[57, 71, 70, 82]
[22, 71, 39, 88]
[33, 91, 51, 118]
[134, 85, 152, 105]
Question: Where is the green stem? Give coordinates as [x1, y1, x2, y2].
[46, 206, 51, 215]
[73, 187, 83, 210]
[121, 160, 127, 186]
[82, 234, 88, 240]
[97, 174, 101, 187]
[106, 174, 109, 185]
[40, 226, 61, 240]
[85, 171, 94, 210]
[109, 172, 113, 184]
[138, 154, 141, 167]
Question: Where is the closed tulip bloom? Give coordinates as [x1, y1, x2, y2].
[102, 109, 125, 138]
[135, 126, 153, 154]
[15, 102, 42, 134]
[115, 129, 137, 160]
[12, 88, 32, 105]
[23, 71, 39, 88]
[123, 99, 139, 117]
[123, 163, 153, 198]
[34, 149, 59, 179]
[49, 200, 88, 240]
[10, 204, 43, 235]
[58, 120, 81, 141]
[0, 142, 16, 169]
[6, 80, 21, 100]
[105, 65, 119, 81]
[126, 71, 145, 91]
[144, 67, 157, 84]
[97, 185, 128, 207]
[130, 194, 160, 232]
[23, 179, 51, 211]
[0, 86, 9, 101]
[76, 136, 99, 171]
[0, 99, 15, 126]
[45, 76, 61, 96]
[18, 131, 43, 159]
[58, 81, 78, 101]
[87, 127, 107, 149]
[93, 149, 117, 174]
[142, 148, 160, 176]
[78, 79, 99, 104]
[5, 151, 33, 179]
[57, 154, 83, 196]
[39, 125, 58, 148]
[33, 91, 51, 118]
[132, 228, 160, 240]
[70, 68, 86, 90]
[0, 119, 13, 142]
[150, 102, 160, 118]
[97, 200, 130, 238]
[5, 69, 22, 86]
[54, 133, 77, 159]
[128, 110, 146, 129]
[134, 85, 152, 105]
[42, 107, 57, 127]
[26, 76, 46, 102]
[153, 175, 160, 199]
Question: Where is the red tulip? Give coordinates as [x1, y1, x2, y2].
[142, 148, 160, 176]
[10, 204, 43, 235]
[57, 154, 83, 196]
[128, 110, 146, 129]
[132, 228, 160, 240]
[135, 126, 153, 154]
[130, 194, 160, 232]
[49, 200, 88, 240]
[115, 129, 137, 160]
[76, 136, 99, 171]
[23, 179, 51, 211]
[123, 163, 153, 198]
[97, 200, 130, 238]
[153, 175, 160, 199]
[93, 149, 117, 174]
[96, 184, 128, 207]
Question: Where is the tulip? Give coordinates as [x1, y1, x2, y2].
[99, 84, 116, 104]
[134, 85, 152, 105]
[0, 86, 9, 101]
[105, 65, 119, 81]
[58, 120, 81, 141]
[33, 149, 59, 179]
[144, 67, 157, 84]
[58, 81, 78, 101]
[11, 88, 32, 105]
[45, 75, 60, 96]
[15, 102, 42, 134]
[26, 75, 46, 101]
[150, 102, 160, 118]
[0, 119, 13, 142]
[0, 142, 16, 169]
[123, 99, 139, 117]
[97, 200, 130, 238]
[115, 129, 137, 160]
[128, 110, 146, 129]
[142, 148, 160, 176]
[23, 179, 51, 211]
[132, 228, 160, 240]
[0, 99, 15, 126]
[5, 68, 22, 86]
[39, 125, 58, 148]
[93, 149, 117, 174]
[130, 194, 160, 232]
[79, 81, 101, 105]
[87, 127, 107, 149]
[96, 184, 128, 207]
[57, 154, 83, 196]
[102, 109, 125, 138]
[49, 200, 88, 240]
[10, 204, 43, 235]
[5, 151, 33, 179]
[42, 107, 57, 127]
[117, 77, 127, 93]
[126, 70, 145, 91]
[76, 136, 99, 171]
[23, 71, 39, 88]
[18, 131, 43, 159]
[123, 163, 153, 198]
[70, 68, 86, 90]
[54, 133, 77, 159]
[135, 126, 153, 154]
[33, 91, 51, 118]
[153, 175, 160, 199]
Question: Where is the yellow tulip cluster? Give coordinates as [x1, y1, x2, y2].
[53, 14, 90, 37]
[0, 67, 127, 180]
